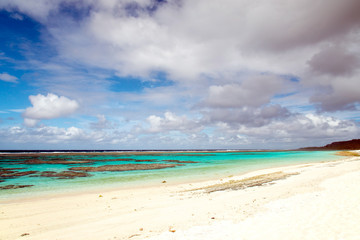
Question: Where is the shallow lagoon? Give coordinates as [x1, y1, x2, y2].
[0, 151, 343, 199]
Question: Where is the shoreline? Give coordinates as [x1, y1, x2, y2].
[1, 153, 360, 239]
[0, 149, 316, 156]
[0, 150, 344, 203]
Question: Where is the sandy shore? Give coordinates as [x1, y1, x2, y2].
[1, 153, 360, 240]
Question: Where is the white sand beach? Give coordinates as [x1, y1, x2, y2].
[1, 153, 360, 240]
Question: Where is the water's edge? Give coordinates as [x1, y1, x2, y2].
[0, 151, 344, 201]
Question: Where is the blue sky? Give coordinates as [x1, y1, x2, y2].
[0, 0, 359, 150]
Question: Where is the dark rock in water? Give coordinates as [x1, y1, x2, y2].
[0, 155, 32, 164]
[164, 160, 199, 164]
[101, 158, 138, 162]
[84, 158, 157, 162]
[38, 171, 92, 179]
[0, 184, 33, 190]
[40, 171, 57, 174]
[24, 159, 93, 164]
[23, 158, 43, 164]
[0, 168, 16, 175]
[90, 158, 157, 163]
[0, 155, 94, 165]
[0, 169, 38, 179]
[134, 159, 157, 162]
[11, 171, 38, 177]
[0, 167, 26, 171]
[69, 163, 183, 172]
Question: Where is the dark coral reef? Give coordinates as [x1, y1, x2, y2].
[70, 163, 183, 172]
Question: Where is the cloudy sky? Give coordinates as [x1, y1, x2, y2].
[0, 0, 359, 150]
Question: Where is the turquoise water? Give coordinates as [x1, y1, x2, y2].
[0, 151, 343, 200]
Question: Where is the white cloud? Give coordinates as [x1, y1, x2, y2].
[2, 0, 359, 80]
[3, 0, 360, 111]
[145, 112, 202, 134]
[303, 43, 360, 112]
[23, 93, 79, 126]
[0, 73, 18, 83]
[0, 0, 61, 21]
[90, 115, 115, 130]
[309, 75, 360, 112]
[308, 45, 359, 77]
[23, 118, 38, 127]
[236, 0, 360, 52]
[203, 75, 287, 108]
[203, 105, 291, 128]
[10, 12, 24, 20]
[5, 125, 86, 144]
[0, 124, 139, 149]
[211, 113, 359, 148]
[0, 109, 359, 149]
[1, 0, 360, 149]
[30, 0, 357, 117]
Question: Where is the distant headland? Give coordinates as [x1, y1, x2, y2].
[300, 139, 360, 151]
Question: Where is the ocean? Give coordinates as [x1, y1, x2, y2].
[0, 150, 343, 200]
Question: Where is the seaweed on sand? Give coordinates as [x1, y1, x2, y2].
[190, 171, 299, 193]
[336, 151, 360, 157]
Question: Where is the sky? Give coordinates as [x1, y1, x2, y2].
[0, 0, 359, 150]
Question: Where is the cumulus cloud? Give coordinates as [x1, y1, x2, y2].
[211, 113, 360, 148]
[145, 112, 202, 133]
[0, 0, 62, 21]
[23, 118, 39, 127]
[0, 110, 358, 149]
[308, 45, 359, 76]
[203, 105, 291, 128]
[90, 115, 115, 130]
[0, 124, 131, 148]
[309, 78, 360, 111]
[238, 0, 360, 52]
[0, 73, 18, 83]
[203, 75, 287, 108]
[23, 93, 79, 126]
[2, 0, 359, 79]
[303, 44, 360, 112]
[3, 0, 360, 107]
[1, 125, 86, 145]
[1, 0, 360, 148]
